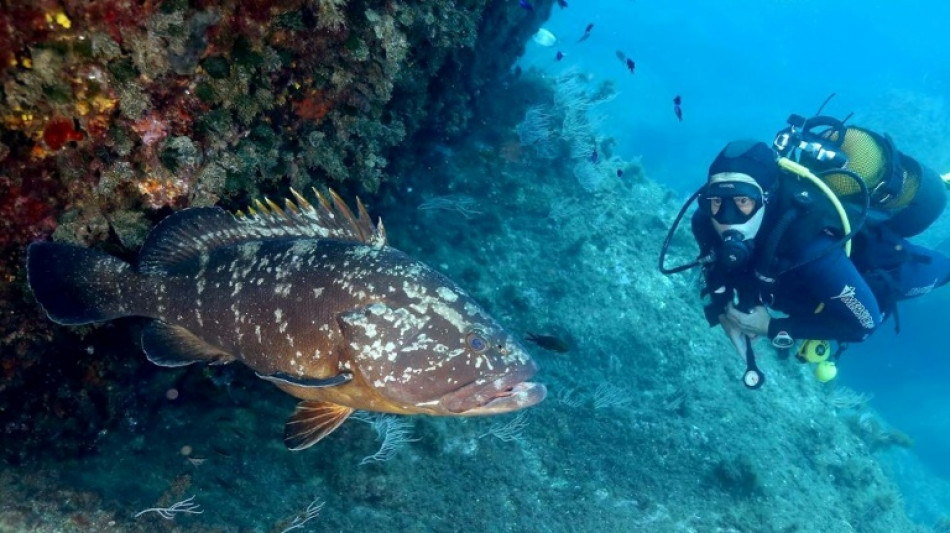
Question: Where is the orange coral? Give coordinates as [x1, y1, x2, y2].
[131, 111, 168, 148]
[137, 176, 189, 209]
[293, 89, 332, 123]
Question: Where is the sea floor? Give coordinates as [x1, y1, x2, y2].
[0, 128, 937, 533]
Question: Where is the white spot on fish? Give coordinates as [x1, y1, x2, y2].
[231, 282, 243, 297]
[289, 240, 318, 256]
[400, 281, 420, 298]
[436, 286, 458, 302]
[240, 242, 262, 259]
[255, 325, 262, 343]
[313, 287, 324, 299]
[274, 283, 292, 297]
[275, 309, 283, 323]
[463, 301, 487, 319]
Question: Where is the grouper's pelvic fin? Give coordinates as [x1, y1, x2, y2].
[137, 188, 387, 276]
[284, 400, 355, 451]
[141, 321, 236, 367]
[26, 242, 139, 325]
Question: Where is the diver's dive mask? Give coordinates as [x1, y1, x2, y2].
[701, 172, 767, 271]
[658, 139, 779, 276]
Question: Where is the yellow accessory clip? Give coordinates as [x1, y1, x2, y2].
[814, 361, 838, 382]
[797, 339, 831, 364]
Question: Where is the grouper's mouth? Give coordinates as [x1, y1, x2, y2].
[440, 371, 547, 415]
[469, 381, 547, 414]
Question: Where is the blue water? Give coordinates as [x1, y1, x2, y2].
[520, 0, 950, 192]
[522, 0, 950, 520]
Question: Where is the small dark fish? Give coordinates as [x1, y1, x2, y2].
[673, 95, 683, 121]
[519, 0, 533, 11]
[211, 443, 233, 457]
[615, 50, 626, 63]
[626, 58, 635, 73]
[616, 168, 624, 178]
[556, 51, 564, 61]
[556, 0, 568, 7]
[525, 333, 571, 353]
[590, 148, 598, 164]
[577, 23, 593, 42]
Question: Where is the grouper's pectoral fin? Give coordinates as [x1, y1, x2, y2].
[141, 320, 236, 367]
[284, 401, 354, 451]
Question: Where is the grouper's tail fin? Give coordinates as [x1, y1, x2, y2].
[27, 242, 138, 325]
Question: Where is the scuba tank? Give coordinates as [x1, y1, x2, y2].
[773, 112, 947, 239]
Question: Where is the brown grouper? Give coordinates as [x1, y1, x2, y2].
[27, 189, 546, 450]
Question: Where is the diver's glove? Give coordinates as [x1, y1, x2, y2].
[718, 313, 749, 361]
[725, 302, 772, 338]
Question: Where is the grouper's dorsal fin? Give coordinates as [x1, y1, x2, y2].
[236, 188, 387, 248]
[138, 207, 237, 275]
[137, 188, 387, 275]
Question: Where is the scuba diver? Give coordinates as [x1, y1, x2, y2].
[659, 109, 950, 388]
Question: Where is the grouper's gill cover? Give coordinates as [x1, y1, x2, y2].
[26, 188, 546, 451]
[338, 277, 540, 414]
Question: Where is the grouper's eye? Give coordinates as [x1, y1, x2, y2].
[465, 331, 488, 353]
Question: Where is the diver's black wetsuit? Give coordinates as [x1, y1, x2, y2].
[692, 209, 950, 343]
